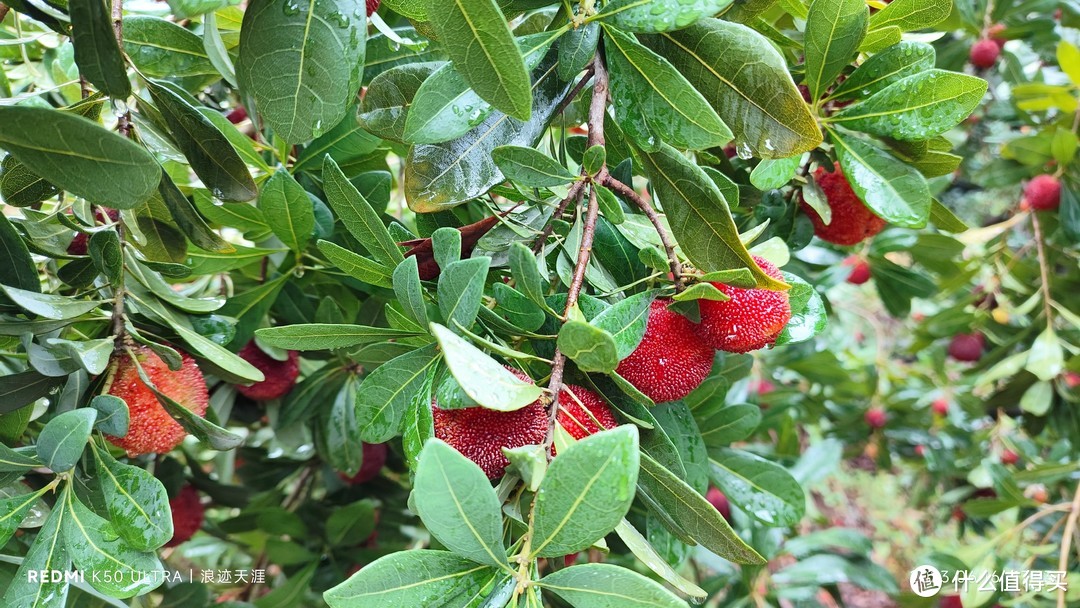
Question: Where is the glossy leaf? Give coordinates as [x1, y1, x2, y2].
[414, 439, 510, 569]
[123, 16, 217, 78]
[0, 213, 39, 292]
[708, 447, 805, 527]
[358, 62, 439, 142]
[557, 321, 619, 372]
[0, 490, 45, 547]
[356, 344, 440, 443]
[323, 550, 498, 608]
[326, 376, 365, 476]
[868, 0, 951, 32]
[559, 22, 599, 80]
[698, 403, 761, 447]
[592, 290, 653, 360]
[70, 0, 131, 98]
[237, 0, 367, 143]
[323, 156, 404, 267]
[92, 444, 173, 551]
[491, 145, 577, 187]
[774, 271, 826, 345]
[831, 41, 935, 100]
[607, 0, 734, 33]
[0, 502, 71, 608]
[829, 128, 930, 228]
[259, 169, 315, 252]
[0, 106, 160, 208]
[430, 323, 543, 411]
[37, 409, 96, 473]
[255, 324, 423, 350]
[0, 155, 59, 207]
[539, 563, 688, 608]
[437, 257, 490, 332]
[804, 0, 868, 101]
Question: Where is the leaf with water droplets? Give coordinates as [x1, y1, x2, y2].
[92, 444, 174, 551]
[831, 41, 935, 100]
[606, 0, 735, 33]
[828, 127, 930, 228]
[804, 0, 868, 101]
[708, 447, 805, 527]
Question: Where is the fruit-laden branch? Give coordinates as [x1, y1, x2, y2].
[600, 172, 684, 292]
[542, 52, 609, 450]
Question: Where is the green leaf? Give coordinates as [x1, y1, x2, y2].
[774, 271, 826, 345]
[404, 53, 570, 211]
[607, 0, 734, 33]
[147, 81, 258, 202]
[358, 63, 438, 142]
[92, 444, 173, 551]
[868, 0, 951, 32]
[592, 290, 653, 360]
[491, 145, 577, 187]
[293, 110, 383, 172]
[1020, 380, 1053, 416]
[0, 106, 160, 207]
[425, 0, 532, 120]
[45, 337, 114, 375]
[325, 376, 365, 476]
[62, 488, 164, 598]
[323, 156, 404, 267]
[393, 257, 430, 326]
[89, 394, 129, 437]
[433, 228, 462, 272]
[532, 426, 640, 557]
[323, 550, 498, 608]
[37, 409, 96, 472]
[123, 16, 217, 78]
[237, 0, 366, 143]
[749, 155, 802, 191]
[88, 229, 123, 284]
[647, 20, 821, 158]
[638, 144, 787, 289]
[1, 285, 104, 320]
[1027, 326, 1064, 382]
[830, 70, 987, 141]
[557, 321, 620, 373]
[318, 240, 394, 288]
[559, 22, 599, 80]
[326, 500, 377, 546]
[509, 241, 550, 312]
[256, 324, 423, 350]
[829, 128, 931, 228]
[613, 519, 706, 598]
[0, 441, 43, 471]
[70, 0, 131, 98]
[539, 563, 689, 608]
[414, 439, 511, 568]
[698, 403, 761, 447]
[0, 370, 64, 415]
[157, 173, 235, 253]
[831, 41, 935, 100]
[708, 447, 805, 527]
[259, 169, 315, 252]
[1, 500, 71, 608]
[0, 154, 59, 208]
[604, 24, 732, 151]
[804, 0, 868, 101]
[637, 452, 765, 563]
[0, 212, 39, 292]
[0, 490, 46, 547]
[356, 344, 440, 443]
[430, 323, 543, 411]
[438, 257, 491, 332]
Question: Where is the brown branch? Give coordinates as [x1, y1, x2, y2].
[111, 0, 122, 43]
[586, 55, 608, 149]
[601, 173, 684, 292]
[1030, 210, 1055, 325]
[1058, 482, 1080, 608]
[553, 63, 595, 118]
[0, 4, 11, 23]
[532, 180, 585, 253]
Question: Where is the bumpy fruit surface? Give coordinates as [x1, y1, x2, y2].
[165, 485, 205, 547]
[706, 487, 731, 522]
[864, 407, 887, 429]
[616, 299, 714, 403]
[432, 368, 548, 479]
[235, 340, 300, 401]
[366, 0, 379, 15]
[698, 256, 791, 353]
[1023, 174, 1061, 211]
[552, 385, 616, 455]
[801, 164, 887, 245]
[67, 208, 120, 255]
[843, 256, 871, 285]
[105, 345, 209, 456]
[948, 332, 985, 362]
[340, 442, 389, 484]
[969, 38, 1001, 68]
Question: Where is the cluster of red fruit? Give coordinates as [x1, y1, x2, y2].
[798, 163, 886, 284]
[434, 256, 793, 479]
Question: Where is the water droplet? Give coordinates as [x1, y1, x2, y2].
[282, 1, 300, 15]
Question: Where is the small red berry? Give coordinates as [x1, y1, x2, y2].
[1023, 174, 1061, 211]
[165, 485, 205, 547]
[801, 163, 887, 245]
[225, 106, 248, 124]
[366, 0, 379, 15]
[698, 256, 792, 353]
[843, 256, 871, 285]
[864, 408, 887, 429]
[940, 596, 964, 608]
[987, 23, 1007, 48]
[1065, 372, 1080, 388]
[915, 445, 926, 457]
[235, 341, 300, 401]
[706, 487, 732, 522]
[931, 398, 949, 416]
[615, 299, 714, 403]
[340, 443, 389, 484]
[948, 332, 985, 362]
[67, 208, 120, 255]
[970, 39, 1001, 69]
[1001, 449, 1019, 465]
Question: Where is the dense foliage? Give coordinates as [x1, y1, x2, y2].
[0, 0, 1077, 606]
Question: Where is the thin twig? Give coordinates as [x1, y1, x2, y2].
[1030, 211, 1055, 325]
[532, 180, 586, 254]
[1058, 482, 1080, 608]
[552, 63, 595, 117]
[0, 4, 11, 23]
[111, 0, 122, 43]
[601, 173, 684, 292]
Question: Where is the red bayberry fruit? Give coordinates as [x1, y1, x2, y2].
[915, 445, 926, 457]
[615, 299, 714, 403]
[555, 385, 617, 444]
[987, 23, 1007, 48]
[970, 39, 1001, 69]
[105, 345, 209, 456]
[706, 487, 732, 522]
[1023, 174, 1061, 211]
[67, 208, 120, 255]
[1065, 372, 1080, 388]
[864, 408, 887, 429]
[225, 106, 248, 124]
[1001, 449, 1019, 465]
[931, 398, 949, 416]
[340, 443, 389, 484]
[234, 340, 300, 401]
[366, 0, 379, 15]
[843, 256, 871, 285]
[801, 163, 887, 245]
[940, 596, 963, 608]
[948, 332, 985, 362]
[698, 256, 791, 353]
[432, 368, 549, 480]
[165, 485, 205, 547]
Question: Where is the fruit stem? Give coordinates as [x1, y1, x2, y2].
[531, 180, 586, 254]
[600, 172, 684, 292]
[1057, 480, 1080, 608]
[1029, 210, 1055, 326]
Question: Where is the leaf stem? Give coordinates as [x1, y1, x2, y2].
[600, 173, 684, 292]
[532, 180, 585, 254]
